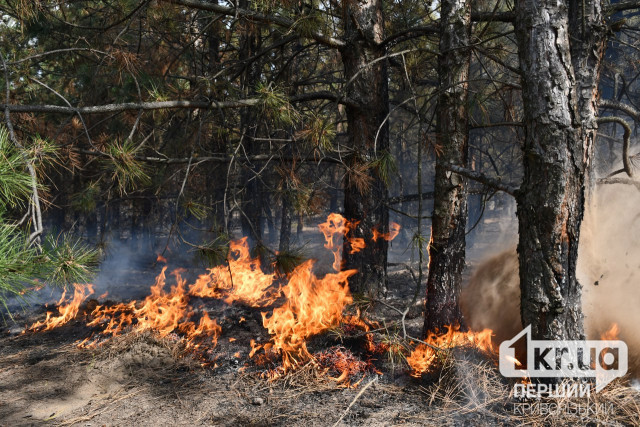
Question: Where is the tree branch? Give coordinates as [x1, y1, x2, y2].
[0, 91, 358, 115]
[607, 0, 640, 13]
[599, 99, 640, 121]
[471, 11, 515, 23]
[161, 0, 346, 48]
[1, 54, 43, 245]
[443, 164, 518, 196]
[597, 116, 633, 177]
[598, 177, 640, 191]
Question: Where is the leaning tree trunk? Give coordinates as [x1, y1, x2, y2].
[514, 0, 590, 341]
[340, 0, 390, 295]
[423, 0, 472, 335]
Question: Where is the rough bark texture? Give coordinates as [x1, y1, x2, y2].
[568, 0, 608, 193]
[340, 0, 390, 295]
[514, 0, 588, 341]
[423, 0, 472, 334]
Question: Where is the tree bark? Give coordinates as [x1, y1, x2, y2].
[340, 0, 390, 295]
[514, 0, 592, 341]
[423, 0, 472, 334]
[238, 0, 265, 243]
[568, 0, 608, 192]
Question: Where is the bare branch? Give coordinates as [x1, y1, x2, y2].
[599, 99, 640, 121]
[0, 91, 357, 115]
[161, 0, 346, 48]
[471, 11, 515, 23]
[597, 116, 633, 177]
[443, 164, 518, 196]
[607, 1, 640, 13]
[598, 177, 640, 191]
[0, 54, 43, 244]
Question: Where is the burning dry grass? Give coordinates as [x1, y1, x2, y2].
[406, 352, 640, 426]
[25, 213, 404, 386]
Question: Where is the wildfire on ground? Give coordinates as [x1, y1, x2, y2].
[25, 213, 505, 385]
[28, 283, 94, 332]
[406, 324, 494, 377]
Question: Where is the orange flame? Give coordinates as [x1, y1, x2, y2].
[28, 213, 382, 381]
[601, 323, 620, 340]
[29, 284, 94, 331]
[406, 325, 494, 377]
[259, 260, 356, 370]
[373, 222, 402, 242]
[189, 237, 278, 307]
[318, 213, 357, 271]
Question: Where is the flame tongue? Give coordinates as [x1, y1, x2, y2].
[29, 283, 94, 331]
[600, 323, 620, 340]
[406, 325, 494, 377]
[189, 237, 278, 307]
[260, 260, 356, 369]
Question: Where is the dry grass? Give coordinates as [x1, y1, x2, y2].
[404, 346, 640, 426]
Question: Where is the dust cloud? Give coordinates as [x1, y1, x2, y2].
[461, 184, 640, 374]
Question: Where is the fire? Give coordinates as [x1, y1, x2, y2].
[318, 213, 357, 271]
[316, 347, 371, 387]
[258, 260, 356, 370]
[373, 222, 401, 242]
[27, 213, 406, 384]
[29, 283, 94, 331]
[189, 237, 278, 307]
[406, 325, 494, 377]
[600, 323, 620, 340]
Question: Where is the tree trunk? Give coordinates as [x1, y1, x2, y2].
[514, 0, 590, 341]
[568, 0, 608, 193]
[238, 0, 264, 243]
[340, 0, 390, 296]
[279, 196, 292, 252]
[423, 0, 472, 334]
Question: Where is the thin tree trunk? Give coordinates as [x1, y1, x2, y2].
[340, 0, 390, 295]
[514, 0, 590, 341]
[279, 197, 292, 252]
[238, 0, 264, 243]
[423, 0, 472, 334]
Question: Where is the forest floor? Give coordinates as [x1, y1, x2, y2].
[1, 267, 640, 426]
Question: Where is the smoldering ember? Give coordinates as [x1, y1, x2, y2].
[1, 1, 640, 426]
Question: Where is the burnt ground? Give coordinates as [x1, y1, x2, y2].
[1, 268, 640, 426]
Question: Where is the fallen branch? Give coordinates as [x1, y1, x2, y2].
[332, 375, 378, 427]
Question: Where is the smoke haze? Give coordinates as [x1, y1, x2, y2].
[461, 184, 640, 374]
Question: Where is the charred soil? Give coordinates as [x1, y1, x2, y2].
[1, 270, 639, 426]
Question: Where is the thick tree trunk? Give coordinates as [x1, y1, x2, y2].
[423, 0, 472, 334]
[514, 0, 590, 341]
[340, 0, 389, 295]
